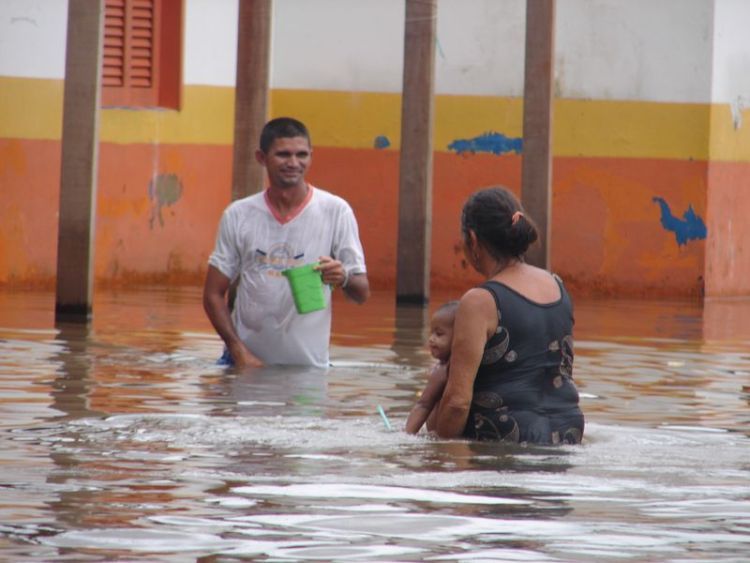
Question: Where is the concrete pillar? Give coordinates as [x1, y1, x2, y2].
[521, 0, 556, 269]
[232, 0, 272, 200]
[55, 0, 104, 322]
[396, 0, 437, 305]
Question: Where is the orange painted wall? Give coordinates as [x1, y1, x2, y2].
[0, 139, 232, 289]
[0, 139, 61, 288]
[1, 137, 711, 297]
[95, 143, 231, 286]
[552, 157, 707, 298]
[314, 149, 707, 297]
[705, 161, 750, 297]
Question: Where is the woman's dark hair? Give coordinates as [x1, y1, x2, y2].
[259, 117, 311, 153]
[461, 186, 538, 259]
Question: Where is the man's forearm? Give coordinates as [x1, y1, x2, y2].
[343, 273, 370, 304]
[203, 292, 242, 348]
[203, 293, 263, 367]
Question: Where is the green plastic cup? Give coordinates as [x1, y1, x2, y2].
[282, 262, 326, 314]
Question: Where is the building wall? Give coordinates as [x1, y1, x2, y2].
[1, 0, 748, 297]
[704, 0, 750, 297]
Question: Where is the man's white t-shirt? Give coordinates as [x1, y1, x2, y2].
[208, 186, 366, 367]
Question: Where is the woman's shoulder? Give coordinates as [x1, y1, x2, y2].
[492, 265, 563, 305]
[457, 286, 499, 324]
[460, 285, 497, 307]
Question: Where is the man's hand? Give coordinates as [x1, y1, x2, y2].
[203, 265, 265, 368]
[316, 256, 370, 304]
[316, 256, 347, 287]
[228, 340, 264, 369]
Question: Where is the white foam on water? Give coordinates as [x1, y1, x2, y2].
[658, 424, 729, 433]
[303, 503, 402, 513]
[72, 412, 414, 451]
[232, 483, 530, 505]
[41, 528, 237, 552]
[263, 543, 424, 561]
[429, 548, 558, 561]
[205, 496, 258, 508]
[235, 512, 586, 542]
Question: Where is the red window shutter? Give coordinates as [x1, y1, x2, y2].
[102, 0, 160, 107]
[129, 0, 155, 89]
[103, 0, 126, 87]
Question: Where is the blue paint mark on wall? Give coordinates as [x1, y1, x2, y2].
[652, 196, 707, 246]
[448, 132, 523, 156]
[374, 135, 391, 149]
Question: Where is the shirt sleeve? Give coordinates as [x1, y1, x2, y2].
[207, 207, 240, 281]
[332, 203, 367, 275]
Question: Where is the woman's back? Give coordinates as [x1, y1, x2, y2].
[463, 276, 583, 444]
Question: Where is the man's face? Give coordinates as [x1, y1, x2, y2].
[259, 136, 312, 189]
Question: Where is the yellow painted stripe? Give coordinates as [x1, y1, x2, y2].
[555, 99, 711, 160]
[709, 104, 750, 162]
[2, 77, 749, 161]
[271, 89, 403, 151]
[0, 77, 233, 144]
[0, 77, 64, 140]
[274, 91, 717, 160]
[99, 86, 234, 144]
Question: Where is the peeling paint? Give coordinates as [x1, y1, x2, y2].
[731, 96, 744, 130]
[148, 173, 183, 229]
[448, 132, 522, 156]
[652, 196, 707, 246]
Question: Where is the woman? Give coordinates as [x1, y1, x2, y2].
[432, 187, 584, 444]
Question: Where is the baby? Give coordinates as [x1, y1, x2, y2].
[405, 301, 458, 434]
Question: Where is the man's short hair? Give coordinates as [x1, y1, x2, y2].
[260, 117, 311, 153]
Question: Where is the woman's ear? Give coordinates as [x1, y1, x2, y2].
[463, 229, 481, 265]
[466, 229, 480, 253]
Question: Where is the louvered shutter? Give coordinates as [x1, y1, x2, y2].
[129, 0, 155, 89]
[102, 0, 159, 106]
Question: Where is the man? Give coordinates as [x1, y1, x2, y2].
[203, 117, 370, 368]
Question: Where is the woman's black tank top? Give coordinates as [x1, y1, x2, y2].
[462, 276, 584, 444]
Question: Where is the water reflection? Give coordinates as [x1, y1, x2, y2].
[0, 288, 749, 561]
[391, 304, 430, 366]
[50, 322, 103, 421]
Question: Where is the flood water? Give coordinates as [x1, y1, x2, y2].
[1, 288, 749, 562]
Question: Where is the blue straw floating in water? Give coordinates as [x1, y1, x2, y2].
[377, 405, 393, 431]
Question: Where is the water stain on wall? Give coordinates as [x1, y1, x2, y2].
[448, 132, 523, 156]
[148, 173, 183, 229]
[652, 196, 707, 246]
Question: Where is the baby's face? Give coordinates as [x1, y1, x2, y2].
[428, 310, 454, 362]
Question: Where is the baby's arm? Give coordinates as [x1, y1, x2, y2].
[405, 363, 449, 434]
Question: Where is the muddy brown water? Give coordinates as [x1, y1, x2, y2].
[1, 288, 749, 561]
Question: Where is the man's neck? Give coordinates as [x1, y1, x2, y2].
[266, 183, 310, 219]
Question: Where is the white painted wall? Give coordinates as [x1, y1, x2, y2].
[183, 0, 238, 86]
[272, 0, 404, 92]
[556, 0, 714, 103]
[711, 0, 750, 107]
[270, 0, 715, 101]
[434, 0, 526, 96]
[0, 0, 68, 79]
[0, 0, 747, 105]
